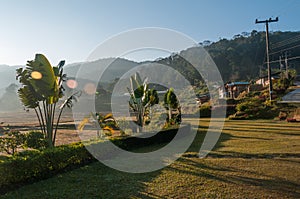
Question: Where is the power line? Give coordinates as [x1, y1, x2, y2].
[266, 56, 300, 64]
[271, 34, 300, 47]
[269, 43, 300, 55]
[271, 34, 300, 49]
[271, 33, 300, 46]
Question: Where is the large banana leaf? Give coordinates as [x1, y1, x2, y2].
[18, 85, 40, 108]
[16, 67, 44, 108]
[26, 54, 59, 104]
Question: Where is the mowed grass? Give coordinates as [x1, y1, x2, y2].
[1, 119, 300, 198]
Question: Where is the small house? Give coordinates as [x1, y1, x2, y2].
[219, 82, 250, 99]
[255, 72, 281, 87]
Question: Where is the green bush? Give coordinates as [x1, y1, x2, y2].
[0, 142, 94, 193]
[199, 104, 211, 118]
[0, 125, 191, 193]
[110, 124, 190, 151]
[236, 103, 248, 112]
[230, 97, 279, 120]
[24, 131, 48, 150]
[0, 131, 25, 155]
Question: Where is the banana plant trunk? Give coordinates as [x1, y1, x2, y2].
[136, 102, 144, 133]
[168, 104, 172, 122]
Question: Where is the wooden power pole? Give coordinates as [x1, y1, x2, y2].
[255, 17, 279, 101]
[284, 51, 289, 78]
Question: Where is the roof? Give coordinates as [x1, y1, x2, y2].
[259, 71, 281, 79]
[227, 82, 250, 86]
[279, 89, 300, 103]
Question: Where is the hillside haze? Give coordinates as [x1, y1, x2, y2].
[1, 30, 300, 99]
[64, 58, 139, 83]
[0, 65, 19, 96]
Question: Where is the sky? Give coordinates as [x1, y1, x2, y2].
[0, 0, 300, 66]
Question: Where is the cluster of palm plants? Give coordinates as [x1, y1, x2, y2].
[127, 73, 159, 132]
[16, 54, 80, 147]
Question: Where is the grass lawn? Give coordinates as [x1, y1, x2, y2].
[1, 119, 300, 198]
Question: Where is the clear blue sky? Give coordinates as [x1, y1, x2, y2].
[0, 0, 299, 65]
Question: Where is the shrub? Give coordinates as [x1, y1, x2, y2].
[0, 142, 94, 193]
[236, 103, 248, 112]
[110, 124, 191, 151]
[199, 103, 211, 118]
[0, 125, 191, 193]
[0, 131, 25, 155]
[24, 131, 48, 150]
[230, 97, 280, 120]
[274, 77, 291, 92]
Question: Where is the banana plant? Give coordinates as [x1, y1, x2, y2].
[16, 54, 79, 147]
[164, 88, 180, 124]
[127, 73, 159, 132]
[78, 112, 117, 137]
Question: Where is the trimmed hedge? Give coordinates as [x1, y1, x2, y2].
[110, 124, 191, 151]
[0, 125, 191, 193]
[0, 143, 94, 193]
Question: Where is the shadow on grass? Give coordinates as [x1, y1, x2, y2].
[2, 118, 300, 198]
[1, 161, 163, 198]
[165, 157, 300, 198]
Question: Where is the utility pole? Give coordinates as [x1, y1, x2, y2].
[285, 51, 289, 78]
[256, 17, 279, 101]
[279, 55, 283, 71]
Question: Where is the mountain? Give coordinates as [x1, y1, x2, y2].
[1, 30, 299, 99]
[0, 65, 20, 97]
[64, 58, 139, 83]
[62, 30, 300, 95]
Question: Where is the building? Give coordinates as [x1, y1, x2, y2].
[219, 82, 250, 99]
[279, 89, 300, 122]
[255, 72, 281, 87]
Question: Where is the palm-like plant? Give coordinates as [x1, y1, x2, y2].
[164, 88, 180, 124]
[127, 73, 159, 132]
[78, 112, 117, 138]
[16, 54, 79, 147]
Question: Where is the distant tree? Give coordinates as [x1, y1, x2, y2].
[0, 83, 21, 111]
[202, 40, 212, 46]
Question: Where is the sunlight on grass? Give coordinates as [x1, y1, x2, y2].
[1, 119, 300, 198]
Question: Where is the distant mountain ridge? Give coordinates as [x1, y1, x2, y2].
[0, 65, 19, 89]
[64, 57, 139, 83]
[1, 30, 300, 95]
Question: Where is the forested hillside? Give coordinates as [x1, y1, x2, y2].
[204, 30, 300, 82]
[153, 31, 300, 85]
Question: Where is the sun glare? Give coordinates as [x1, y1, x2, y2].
[31, 71, 42, 79]
[84, 83, 96, 95]
[66, 79, 78, 89]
